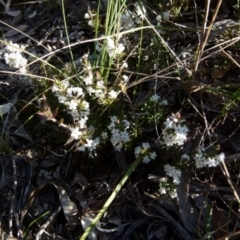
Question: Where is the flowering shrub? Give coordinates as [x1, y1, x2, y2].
[1, 1, 228, 204]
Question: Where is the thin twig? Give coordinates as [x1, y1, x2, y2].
[194, 0, 222, 73]
[220, 160, 240, 203]
[219, 46, 240, 69]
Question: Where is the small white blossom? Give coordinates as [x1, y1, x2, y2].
[169, 189, 177, 199]
[77, 137, 100, 158]
[122, 119, 130, 129]
[120, 11, 135, 29]
[66, 87, 83, 98]
[121, 61, 128, 69]
[150, 94, 160, 103]
[108, 90, 119, 99]
[84, 13, 90, 19]
[84, 73, 93, 85]
[88, 20, 93, 27]
[143, 155, 150, 164]
[142, 142, 150, 150]
[66, 99, 78, 111]
[105, 37, 125, 58]
[159, 186, 167, 195]
[122, 75, 129, 82]
[160, 100, 168, 106]
[181, 154, 190, 161]
[70, 127, 83, 140]
[150, 152, 157, 160]
[162, 11, 173, 20]
[133, 2, 146, 22]
[101, 131, 108, 140]
[156, 15, 162, 22]
[217, 153, 225, 163]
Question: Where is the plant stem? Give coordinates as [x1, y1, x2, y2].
[80, 155, 143, 240]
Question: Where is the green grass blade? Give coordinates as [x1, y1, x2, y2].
[80, 155, 143, 240]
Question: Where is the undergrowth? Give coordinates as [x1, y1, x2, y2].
[1, 0, 240, 239]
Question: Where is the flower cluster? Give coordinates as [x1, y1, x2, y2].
[84, 12, 93, 27]
[158, 164, 182, 199]
[120, 2, 146, 30]
[81, 54, 120, 102]
[159, 178, 178, 199]
[134, 142, 157, 164]
[108, 116, 130, 150]
[156, 11, 173, 23]
[3, 41, 28, 73]
[150, 94, 168, 105]
[52, 80, 89, 126]
[105, 37, 125, 59]
[164, 164, 182, 185]
[77, 137, 100, 158]
[161, 116, 189, 146]
[193, 147, 225, 168]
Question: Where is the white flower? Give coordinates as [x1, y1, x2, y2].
[88, 20, 93, 27]
[110, 116, 118, 123]
[109, 116, 131, 150]
[134, 142, 156, 164]
[217, 153, 225, 163]
[121, 61, 128, 69]
[156, 15, 162, 22]
[108, 90, 119, 99]
[105, 37, 125, 58]
[77, 138, 100, 158]
[162, 11, 173, 20]
[122, 119, 130, 129]
[3, 41, 28, 74]
[70, 127, 82, 140]
[150, 94, 160, 103]
[61, 80, 70, 90]
[181, 154, 190, 161]
[66, 99, 78, 111]
[159, 186, 167, 195]
[162, 116, 188, 146]
[143, 155, 150, 164]
[4, 52, 27, 72]
[150, 152, 157, 160]
[70, 110, 80, 120]
[120, 11, 135, 29]
[120, 130, 129, 142]
[194, 147, 224, 168]
[79, 117, 88, 128]
[52, 85, 61, 94]
[133, 2, 146, 21]
[83, 73, 93, 85]
[84, 13, 90, 19]
[66, 87, 83, 98]
[135, 146, 141, 157]
[169, 189, 177, 199]
[164, 164, 182, 185]
[5, 42, 19, 52]
[142, 142, 150, 150]
[160, 100, 168, 106]
[122, 75, 129, 82]
[101, 131, 108, 140]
